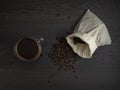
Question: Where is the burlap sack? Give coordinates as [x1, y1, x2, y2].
[66, 10, 112, 58]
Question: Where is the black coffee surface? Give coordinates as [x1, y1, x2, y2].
[17, 38, 39, 59]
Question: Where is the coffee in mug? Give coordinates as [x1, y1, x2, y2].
[14, 36, 42, 61]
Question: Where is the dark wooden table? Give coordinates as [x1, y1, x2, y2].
[0, 0, 120, 90]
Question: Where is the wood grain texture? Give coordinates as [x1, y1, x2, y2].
[0, 0, 120, 90]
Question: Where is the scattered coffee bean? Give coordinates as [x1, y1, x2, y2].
[50, 74, 53, 78]
[48, 37, 77, 71]
[73, 70, 76, 73]
[74, 75, 79, 79]
[67, 16, 70, 19]
[57, 13, 60, 16]
[48, 37, 80, 82]
[48, 80, 51, 83]
[52, 72, 56, 76]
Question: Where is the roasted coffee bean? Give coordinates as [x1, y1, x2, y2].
[57, 13, 60, 16]
[48, 80, 51, 83]
[74, 75, 79, 79]
[48, 37, 79, 82]
[50, 75, 54, 78]
[67, 16, 70, 19]
[73, 70, 76, 73]
[52, 72, 56, 76]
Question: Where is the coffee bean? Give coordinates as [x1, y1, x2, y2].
[50, 75, 53, 78]
[73, 70, 76, 73]
[67, 16, 70, 19]
[48, 37, 78, 82]
[48, 80, 51, 83]
[74, 75, 79, 79]
[57, 13, 60, 16]
[52, 72, 56, 76]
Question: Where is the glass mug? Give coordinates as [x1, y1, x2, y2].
[14, 36, 43, 61]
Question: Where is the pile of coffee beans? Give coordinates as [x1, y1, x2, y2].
[48, 37, 79, 82]
[48, 38, 76, 71]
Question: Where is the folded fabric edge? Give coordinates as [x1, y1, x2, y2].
[66, 33, 98, 58]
